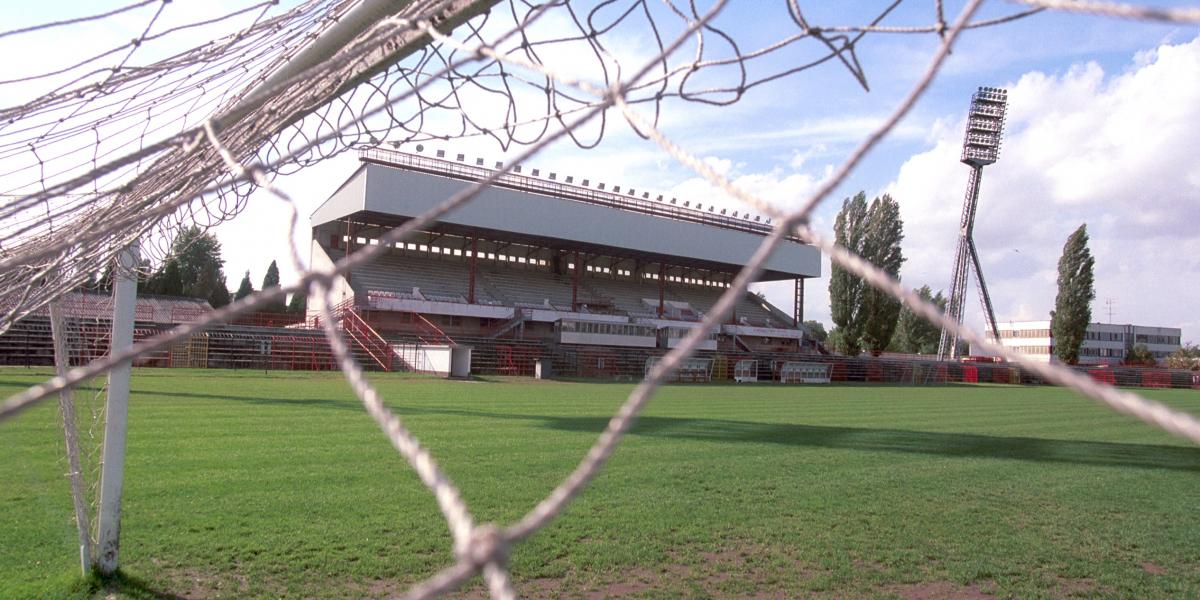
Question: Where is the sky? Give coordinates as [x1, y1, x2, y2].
[3, 1, 1198, 342]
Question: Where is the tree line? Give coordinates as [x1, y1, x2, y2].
[85, 226, 307, 314]
[824, 191, 1100, 365]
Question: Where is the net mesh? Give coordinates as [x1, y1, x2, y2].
[46, 295, 113, 568]
[3, 1, 1200, 598]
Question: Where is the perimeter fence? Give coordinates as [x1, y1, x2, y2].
[5, 317, 1195, 390]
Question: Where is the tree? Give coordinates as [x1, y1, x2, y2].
[1166, 344, 1199, 370]
[858, 194, 904, 356]
[829, 192, 869, 355]
[287, 291, 308, 315]
[827, 327, 847, 356]
[234, 271, 254, 301]
[893, 285, 947, 354]
[1050, 224, 1095, 365]
[802, 320, 828, 343]
[828, 192, 905, 356]
[210, 277, 231, 308]
[146, 259, 184, 297]
[260, 260, 286, 312]
[142, 226, 229, 306]
[96, 262, 114, 292]
[1126, 344, 1154, 366]
[136, 258, 153, 288]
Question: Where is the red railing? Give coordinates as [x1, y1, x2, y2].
[341, 308, 394, 370]
[229, 311, 306, 328]
[411, 312, 454, 346]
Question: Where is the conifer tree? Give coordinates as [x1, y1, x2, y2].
[260, 260, 285, 312]
[234, 271, 254, 301]
[210, 277, 231, 308]
[287, 291, 307, 315]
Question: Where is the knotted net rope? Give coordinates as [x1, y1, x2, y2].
[2, 1, 1199, 597]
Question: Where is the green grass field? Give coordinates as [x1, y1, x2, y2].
[2, 368, 1198, 599]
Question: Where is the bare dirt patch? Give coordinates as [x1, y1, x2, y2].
[883, 580, 997, 600]
[1141, 562, 1168, 575]
[1045, 574, 1105, 598]
[166, 568, 250, 599]
[585, 566, 656, 599]
[852, 559, 889, 575]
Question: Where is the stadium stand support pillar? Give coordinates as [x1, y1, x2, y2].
[96, 244, 138, 575]
[344, 220, 355, 285]
[468, 237, 477, 304]
[658, 264, 666, 317]
[572, 251, 580, 311]
[794, 278, 804, 326]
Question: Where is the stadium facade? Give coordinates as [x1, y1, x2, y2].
[307, 146, 822, 375]
[990, 320, 1182, 365]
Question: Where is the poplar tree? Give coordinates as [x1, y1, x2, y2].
[859, 194, 905, 355]
[829, 192, 869, 356]
[1051, 224, 1095, 365]
[829, 192, 905, 356]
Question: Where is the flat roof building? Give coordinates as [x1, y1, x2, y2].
[985, 320, 1182, 366]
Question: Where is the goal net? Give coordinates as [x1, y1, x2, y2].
[2, 1, 1199, 598]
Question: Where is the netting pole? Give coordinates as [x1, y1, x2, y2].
[49, 300, 92, 575]
[96, 243, 138, 575]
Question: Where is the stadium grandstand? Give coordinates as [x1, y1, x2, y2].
[308, 145, 823, 379]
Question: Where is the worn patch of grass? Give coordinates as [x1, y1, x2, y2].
[2, 367, 1198, 598]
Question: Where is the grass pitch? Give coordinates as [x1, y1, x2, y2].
[2, 368, 1198, 599]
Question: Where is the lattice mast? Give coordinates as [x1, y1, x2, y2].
[936, 87, 1007, 361]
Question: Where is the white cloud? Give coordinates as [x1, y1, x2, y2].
[887, 36, 1200, 339]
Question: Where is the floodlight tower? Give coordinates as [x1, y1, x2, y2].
[936, 87, 1008, 361]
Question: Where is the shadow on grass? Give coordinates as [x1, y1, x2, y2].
[79, 569, 185, 600]
[130, 390, 1200, 473]
[398, 406, 1200, 473]
[139, 389, 360, 412]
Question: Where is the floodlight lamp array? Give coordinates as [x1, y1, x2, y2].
[960, 86, 1008, 166]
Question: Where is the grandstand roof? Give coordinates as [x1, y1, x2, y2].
[311, 148, 821, 281]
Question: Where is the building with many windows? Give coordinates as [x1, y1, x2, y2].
[986, 320, 1182, 365]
